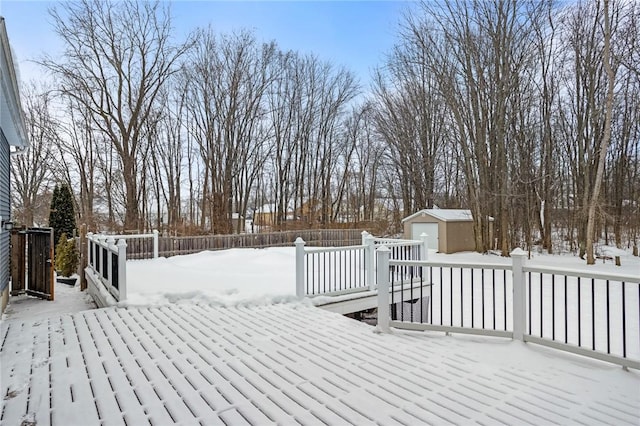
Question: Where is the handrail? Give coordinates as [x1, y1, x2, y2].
[522, 264, 638, 283]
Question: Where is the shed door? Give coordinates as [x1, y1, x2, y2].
[411, 223, 439, 251]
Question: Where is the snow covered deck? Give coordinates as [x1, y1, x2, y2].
[2, 302, 639, 425]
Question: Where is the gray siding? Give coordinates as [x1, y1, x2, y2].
[0, 129, 9, 292]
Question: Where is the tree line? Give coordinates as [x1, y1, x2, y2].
[11, 0, 639, 262]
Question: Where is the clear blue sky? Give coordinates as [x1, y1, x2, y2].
[0, 0, 414, 87]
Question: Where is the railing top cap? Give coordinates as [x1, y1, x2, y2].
[511, 247, 527, 257]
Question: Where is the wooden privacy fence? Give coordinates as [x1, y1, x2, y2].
[123, 229, 364, 259]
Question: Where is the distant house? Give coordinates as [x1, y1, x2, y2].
[402, 209, 493, 254]
[361, 197, 402, 222]
[1, 17, 30, 314]
[296, 198, 322, 223]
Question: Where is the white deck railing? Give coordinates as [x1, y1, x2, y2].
[85, 231, 159, 306]
[376, 246, 640, 370]
[85, 234, 128, 306]
[295, 231, 428, 297]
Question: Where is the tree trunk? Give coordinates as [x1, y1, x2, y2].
[586, 0, 615, 265]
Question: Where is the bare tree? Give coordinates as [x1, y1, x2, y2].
[41, 0, 191, 230]
[183, 29, 276, 234]
[401, 0, 547, 254]
[585, 0, 616, 264]
[371, 30, 448, 217]
[11, 83, 58, 226]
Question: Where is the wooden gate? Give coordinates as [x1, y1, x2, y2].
[11, 228, 55, 300]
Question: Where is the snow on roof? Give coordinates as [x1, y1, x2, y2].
[255, 202, 295, 214]
[2, 303, 638, 425]
[402, 208, 474, 222]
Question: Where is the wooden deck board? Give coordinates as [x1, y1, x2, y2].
[2, 303, 639, 426]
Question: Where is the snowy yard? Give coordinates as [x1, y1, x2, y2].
[2, 247, 639, 425]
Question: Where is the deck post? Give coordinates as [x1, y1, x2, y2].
[153, 229, 159, 258]
[376, 245, 391, 333]
[511, 248, 527, 341]
[106, 237, 115, 290]
[87, 232, 94, 272]
[117, 239, 128, 302]
[361, 230, 370, 246]
[366, 234, 376, 290]
[295, 237, 306, 298]
[97, 235, 106, 278]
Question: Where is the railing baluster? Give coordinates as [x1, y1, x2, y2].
[503, 270, 507, 331]
[564, 275, 568, 344]
[471, 269, 475, 328]
[429, 266, 433, 324]
[420, 268, 424, 323]
[460, 268, 464, 327]
[552, 274, 556, 341]
[622, 282, 626, 358]
[606, 279, 610, 354]
[492, 269, 496, 330]
[440, 267, 443, 326]
[592, 278, 595, 351]
[528, 271, 532, 335]
[482, 271, 485, 329]
[450, 267, 453, 326]
[391, 266, 396, 320]
[578, 277, 582, 347]
[540, 272, 543, 337]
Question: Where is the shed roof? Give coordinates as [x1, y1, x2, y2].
[402, 208, 474, 223]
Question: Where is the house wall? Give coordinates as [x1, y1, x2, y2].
[254, 212, 276, 227]
[1, 18, 29, 314]
[0, 130, 9, 312]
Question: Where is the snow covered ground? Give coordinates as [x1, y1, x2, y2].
[125, 247, 299, 306]
[2, 277, 95, 322]
[124, 246, 639, 306]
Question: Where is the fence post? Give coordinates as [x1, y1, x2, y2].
[376, 245, 391, 333]
[117, 239, 128, 302]
[366, 234, 376, 291]
[295, 237, 306, 298]
[420, 233, 429, 261]
[153, 229, 159, 258]
[511, 248, 527, 341]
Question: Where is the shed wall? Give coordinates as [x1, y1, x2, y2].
[403, 212, 478, 254]
[443, 221, 476, 253]
[403, 215, 446, 253]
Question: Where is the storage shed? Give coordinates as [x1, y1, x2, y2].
[402, 209, 492, 254]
